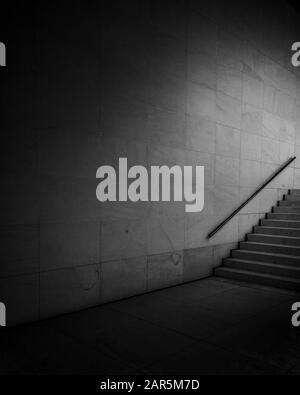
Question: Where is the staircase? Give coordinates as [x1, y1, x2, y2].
[215, 189, 300, 292]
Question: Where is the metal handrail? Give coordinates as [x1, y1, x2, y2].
[207, 156, 296, 239]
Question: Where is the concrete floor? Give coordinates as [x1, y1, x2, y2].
[1, 277, 300, 375]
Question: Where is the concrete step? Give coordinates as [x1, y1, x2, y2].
[215, 188, 300, 291]
[254, 226, 300, 237]
[232, 249, 300, 266]
[274, 206, 300, 213]
[261, 219, 300, 228]
[247, 233, 300, 246]
[215, 267, 300, 291]
[290, 190, 300, 197]
[279, 200, 300, 206]
[268, 212, 300, 220]
[224, 258, 300, 278]
[285, 194, 300, 201]
[240, 241, 300, 256]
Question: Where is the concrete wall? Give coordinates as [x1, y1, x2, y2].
[1, 0, 300, 326]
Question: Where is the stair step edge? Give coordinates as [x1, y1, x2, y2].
[256, 226, 300, 231]
[269, 213, 300, 215]
[249, 234, 300, 240]
[216, 267, 300, 283]
[263, 219, 300, 223]
[225, 258, 300, 271]
[233, 249, 300, 259]
[241, 241, 300, 250]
